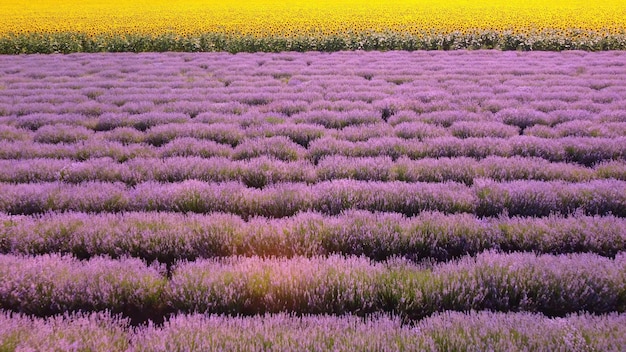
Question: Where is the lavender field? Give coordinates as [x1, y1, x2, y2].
[1, 51, 626, 350]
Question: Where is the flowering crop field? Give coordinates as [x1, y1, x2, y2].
[1, 50, 626, 350]
[1, 0, 626, 53]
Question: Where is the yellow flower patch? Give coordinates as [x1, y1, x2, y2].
[2, 0, 625, 37]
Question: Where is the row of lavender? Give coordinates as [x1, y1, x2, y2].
[3, 89, 625, 121]
[2, 136, 625, 167]
[1, 252, 624, 319]
[2, 156, 624, 186]
[1, 179, 625, 217]
[3, 111, 626, 135]
[3, 311, 625, 351]
[1, 211, 624, 262]
[4, 119, 626, 142]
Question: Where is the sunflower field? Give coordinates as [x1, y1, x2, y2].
[2, 0, 626, 53]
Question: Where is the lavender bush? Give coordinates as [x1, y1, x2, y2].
[2, 155, 618, 184]
[3, 311, 624, 351]
[166, 252, 626, 317]
[0, 311, 129, 351]
[0, 211, 623, 262]
[0, 254, 165, 317]
[1, 179, 624, 217]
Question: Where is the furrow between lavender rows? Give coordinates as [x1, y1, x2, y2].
[1, 211, 624, 263]
[2, 311, 625, 351]
[0, 252, 624, 321]
[1, 179, 625, 217]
